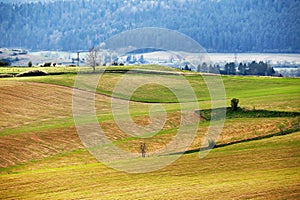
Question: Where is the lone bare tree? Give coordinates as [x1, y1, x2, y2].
[86, 47, 100, 72]
[140, 143, 147, 158]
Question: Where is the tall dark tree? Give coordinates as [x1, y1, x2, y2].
[225, 62, 236, 75]
[238, 62, 246, 75]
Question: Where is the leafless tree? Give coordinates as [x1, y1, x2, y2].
[86, 47, 100, 72]
[140, 143, 147, 158]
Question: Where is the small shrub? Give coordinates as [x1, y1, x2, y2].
[276, 123, 287, 134]
[231, 98, 239, 111]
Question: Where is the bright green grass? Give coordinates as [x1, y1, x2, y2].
[222, 76, 300, 98]
[0, 66, 79, 75]
[0, 132, 299, 199]
[0, 65, 175, 75]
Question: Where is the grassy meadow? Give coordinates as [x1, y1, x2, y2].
[0, 65, 299, 199]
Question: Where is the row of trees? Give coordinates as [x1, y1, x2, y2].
[85, 47, 278, 77]
[85, 48, 277, 77]
[197, 61, 276, 76]
[0, 59, 9, 66]
[0, 0, 299, 52]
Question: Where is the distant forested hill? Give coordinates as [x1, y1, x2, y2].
[0, 0, 299, 52]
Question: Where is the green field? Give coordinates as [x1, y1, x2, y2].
[0, 66, 299, 199]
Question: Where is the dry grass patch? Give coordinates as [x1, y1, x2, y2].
[0, 127, 82, 168]
[0, 81, 73, 130]
[218, 117, 295, 144]
[0, 80, 119, 133]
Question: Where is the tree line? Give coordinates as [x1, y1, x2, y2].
[0, 0, 299, 53]
[197, 61, 276, 76]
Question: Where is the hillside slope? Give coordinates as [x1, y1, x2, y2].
[0, 0, 299, 52]
[0, 70, 299, 199]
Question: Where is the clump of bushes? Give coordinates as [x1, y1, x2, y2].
[43, 62, 51, 67]
[231, 98, 239, 111]
[16, 70, 48, 77]
[0, 60, 10, 66]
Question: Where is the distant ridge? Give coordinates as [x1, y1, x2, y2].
[0, 0, 299, 53]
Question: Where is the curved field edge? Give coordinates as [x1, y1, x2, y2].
[0, 131, 299, 199]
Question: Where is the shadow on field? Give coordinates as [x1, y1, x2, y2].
[77, 69, 184, 75]
[176, 108, 300, 155]
[195, 107, 300, 121]
[182, 125, 300, 155]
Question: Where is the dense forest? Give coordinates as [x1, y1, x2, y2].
[0, 0, 299, 52]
